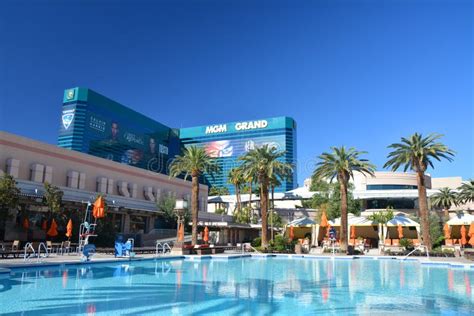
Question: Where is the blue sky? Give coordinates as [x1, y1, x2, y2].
[1, 0, 472, 184]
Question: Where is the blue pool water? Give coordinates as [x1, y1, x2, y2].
[0, 256, 473, 315]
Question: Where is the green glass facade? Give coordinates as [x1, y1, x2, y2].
[58, 88, 297, 192]
[179, 117, 297, 193]
[57, 87, 181, 175]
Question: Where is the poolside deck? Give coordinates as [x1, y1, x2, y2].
[1, 251, 473, 272]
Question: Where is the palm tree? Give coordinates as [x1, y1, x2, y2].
[239, 145, 293, 249]
[458, 180, 474, 203]
[431, 187, 458, 219]
[169, 146, 220, 245]
[228, 168, 245, 214]
[269, 175, 282, 241]
[384, 133, 454, 250]
[313, 147, 375, 252]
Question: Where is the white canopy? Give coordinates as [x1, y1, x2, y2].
[386, 214, 420, 227]
[328, 214, 375, 226]
[447, 213, 474, 226]
[288, 216, 316, 227]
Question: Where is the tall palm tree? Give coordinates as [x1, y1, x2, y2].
[384, 133, 455, 250]
[269, 175, 282, 241]
[228, 168, 245, 214]
[431, 187, 458, 219]
[169, 146, 220, 245]
[239, 145, 293, 249]
[458, 180, 474, 204]
[313, 147, 375, 252]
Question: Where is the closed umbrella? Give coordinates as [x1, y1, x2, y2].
[47, 219, 58, 237]
[23, 218, 29, 230]
[203, 226, 209, 243]
[289, 226, 294, 240]
[178, 222, 184, 242]
[460, 225, 467, 246]
[93, 196, 105, 219]
[443, 223, 451, 240]
[66, 219, 73, 239]
[42, 220, 48, 231]
[350, 225, 356, 239]
[326, 224, 331, 238]
[468, 222, 474, 246]
[397, 224, 404, 239]
[320, 211, 329, 227]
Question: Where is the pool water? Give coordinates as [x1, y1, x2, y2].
[1, 257, 473, 315]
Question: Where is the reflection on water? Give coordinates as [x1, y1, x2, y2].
[1, 258, 473, 315]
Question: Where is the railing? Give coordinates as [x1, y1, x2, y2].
[248, 246, 262, 254]
[403, 245, 430, 260]
[23, 242, 36, 262]
[155, 242, 172, 256]
[37, 242, 48, 262]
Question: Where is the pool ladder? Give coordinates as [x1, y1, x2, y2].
[155, 242, 171, 256]
[403, 245, 430, 260]
[23, 242, 49, 263]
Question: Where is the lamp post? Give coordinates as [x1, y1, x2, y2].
[174, 199, 188, 243]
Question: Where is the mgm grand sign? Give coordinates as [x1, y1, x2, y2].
[205, 120, 268, 134]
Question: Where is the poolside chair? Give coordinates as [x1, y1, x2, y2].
[46, 240, 54, 253]
[12, 240, 20, 251]
[412, 239, 421, 247]
[392, 239, 400, 247]
[384, 239, 392, 246]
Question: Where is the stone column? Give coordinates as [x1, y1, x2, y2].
[123, 214, 130, 234]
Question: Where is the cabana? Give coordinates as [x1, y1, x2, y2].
[286, 217, 315, 240]
[313, 214, 378, 247]
[383, 214, 421, 247]
[446, 213, 474, 246]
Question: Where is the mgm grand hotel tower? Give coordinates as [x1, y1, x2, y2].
[58, 87, 297, 194]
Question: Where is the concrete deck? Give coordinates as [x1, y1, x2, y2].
[1, 252, 473, 272]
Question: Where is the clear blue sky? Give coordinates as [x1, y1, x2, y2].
[1, 0, 473, 184]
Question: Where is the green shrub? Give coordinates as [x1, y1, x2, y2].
[251, 237, 261, 247]
[269, 235, 290, 252]
[400, 238, 414, 249]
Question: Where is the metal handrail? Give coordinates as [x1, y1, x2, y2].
[403, 244, 430, 260]
[37, 242, 48, 262]
[163, 243, 171, 253]
[23, 242, 36, 262]
[155, 242, 163, 256]
[249, 246, 262, 254]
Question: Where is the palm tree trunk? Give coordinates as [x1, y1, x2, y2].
[444, 207, 449, 219]
[191, 175, 199, 245]
[271, 186, 275, 241]
[249, 181, 253, 221]
[339, 181, 348, 252]
[416, 171, 432, 250]
[236, 185, 241, 213]
[260, 178, 269, 249]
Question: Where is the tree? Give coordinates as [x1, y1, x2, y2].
[384, 133, 454, 250]
[157, 194, 191, 232]
[239, 145, 293, 249]
[169, 146, 220, 245]
[0, 174, 20, 239]
[368, 207, 394, 242]
[228, 168, 245, 214]
[269, 176, 281, 241]
[431, 187, 458, 219]
[209, 186, 230, 196]
[43, 182, 64, 218]
[313, 146, 375, 252]
[458, 180, 474, 204]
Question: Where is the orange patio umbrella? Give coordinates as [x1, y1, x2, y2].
[468, 222, 474, 246]
[350, 225, 356, 239]
[460, 225, 467, 246]
[65, 219, 73, 238]
[289, 226, 294, 240]
[397, 224, 404, 239]
[320, 211, 329, 227]
[92, 196, 106, 219]
[47, 219, 58, 237]
[443, 223, 451, 240]
[178, 222, 185, 242]
[23, 218, 29, 230]
[203, 226, 209, 243]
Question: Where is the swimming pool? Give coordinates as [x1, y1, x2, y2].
[1, 256, 473, 315]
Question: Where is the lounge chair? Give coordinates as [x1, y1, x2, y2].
[392, 239, 400, 246]
[46, 241, 54, 254]
[384, 239, 392, 247]
[11, 240, 20, 251]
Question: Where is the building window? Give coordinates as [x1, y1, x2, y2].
[367, 184, 417, 190]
